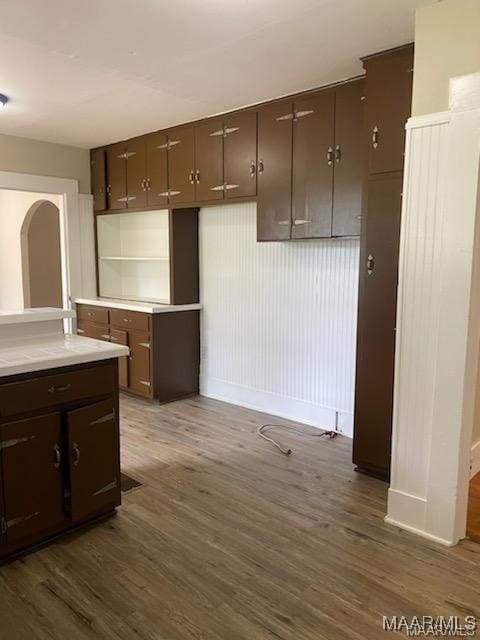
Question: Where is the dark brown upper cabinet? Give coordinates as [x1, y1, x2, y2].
[332, 79, 365, 237]
[1, 413, 66, 545]
[224, 111, 257, 199]
[292, 92, 335, 239]
[257, 100, 293, 242]
[126, 137, 148, 209]
[194, 120, 224, 202]
[145, 132, 169, 207]
[166, 126, 196, 204]
[106, 143, 128, 210]
[90, 148, 107, 212]
[68, 399, 121, 522]
[364, 45, 414, 175]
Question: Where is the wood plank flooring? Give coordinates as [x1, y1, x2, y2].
[467, 472, 480, 544]
[1, 394, 480, 639]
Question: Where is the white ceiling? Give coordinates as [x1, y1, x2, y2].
[0, 0, 433, 149]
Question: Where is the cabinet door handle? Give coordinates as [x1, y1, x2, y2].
[169, 190, 181, 197]
[146, 178, 151, 191]
[122, 318, 131, 323]
[250, 161, 256, 177]
[189, 170, 195, 185]
[293, 219, 311, 225]
[210, 184, 225, 192]
[138, 342, 150, 349]
[72, 442, 81, 467]
[141, 179, 146, 191]
[140, 380, 151, 387]
[258, 159, 264, 175]
[116, 196, 128, 202]
[100, 334, 110, 340]
[327, 147, 334, 166]
[276, 220, 291, 226]
[77, 328, 85, 334]
[372, 126, 379, 149]
[224, 184, 239, 191]
[367, 253, 375, 275]
[48, 383, 72, 394]
[335, 145, 341, 163]
[53, 444, 61, 469]
[195, 170, 200, 184]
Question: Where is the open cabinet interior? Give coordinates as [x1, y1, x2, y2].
[97, 210, 170, 303]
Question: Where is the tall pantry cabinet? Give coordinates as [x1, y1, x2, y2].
[353, 45, 414, 480]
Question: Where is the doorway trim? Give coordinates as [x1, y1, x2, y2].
[0, 170, 96, 323]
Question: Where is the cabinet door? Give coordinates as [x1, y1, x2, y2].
[68, 399, 121, 522]
[126, 138, 147, 209]
[146, 132, 169, 207]
[257, 101, 293, 241]
[194, 120, 224, 202]
[292, 91, 335, 239]
[128, 331, 152, 397]
[106, 143, 128, 210]
[332, 80, 365, 237]
[91, 148, 107, 212]
[110, 329, 129, 388]
[1, 413, 65, 544]
[353, 172, 403, 479]
[224, 111, 257, 199]
[167, 127, 195, 204]
[365, 46, 414, 175]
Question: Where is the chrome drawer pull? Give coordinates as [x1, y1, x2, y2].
[72, 443, 81, 467]
[48, 383, 72, 394]
[53, 444, 61, 469]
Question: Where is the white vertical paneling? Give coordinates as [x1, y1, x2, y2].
[199, 203, 359, 435]
[388, 86, 480, 545]
[390, 117, 449, 502]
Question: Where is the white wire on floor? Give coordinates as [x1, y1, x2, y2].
[256, 423, 337, 456]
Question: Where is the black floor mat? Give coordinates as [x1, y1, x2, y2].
[121, 473, 142, 493]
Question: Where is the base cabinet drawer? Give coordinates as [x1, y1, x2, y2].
[0, 365, 115, 418]
[77, 304, 109, 325]
[77, 321, 110, 341]
[110, 309, 150, 332]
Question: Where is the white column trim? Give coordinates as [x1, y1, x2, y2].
[388, 72, 480, 545]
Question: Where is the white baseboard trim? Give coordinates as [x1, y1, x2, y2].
[384, 516, 456, 547]
[200, 376, 353, 436]
[470, 441, 480, 478]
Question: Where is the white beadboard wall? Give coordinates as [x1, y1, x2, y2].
[199, 202, 359, 436]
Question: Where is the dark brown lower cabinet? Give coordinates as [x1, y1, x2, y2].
[0, 360, 121, 561]
[68, 400, 120, 522]
[1, 413, 66, 544]
[76, 304, 200, 403]
[353, 172, 403, 479]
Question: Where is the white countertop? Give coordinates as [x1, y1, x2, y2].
[0, 333, 129, 378]
[0, 308, 76, 326]
[74, 298, 202, 314]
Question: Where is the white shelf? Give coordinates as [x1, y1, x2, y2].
[98, 256, 169, 261]
[97, 210, 171, 304]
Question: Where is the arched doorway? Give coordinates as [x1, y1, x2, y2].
[21, 199, 63, 308]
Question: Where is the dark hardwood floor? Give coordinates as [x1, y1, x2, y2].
[1, 394, 479, 639]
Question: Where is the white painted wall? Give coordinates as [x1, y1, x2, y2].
[199, 202, 359, 436]
[0, 189, 61, 310]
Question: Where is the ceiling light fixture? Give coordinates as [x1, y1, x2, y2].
[0, 94, 9, 110]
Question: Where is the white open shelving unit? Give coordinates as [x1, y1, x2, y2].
[97, 210, 170, 303]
